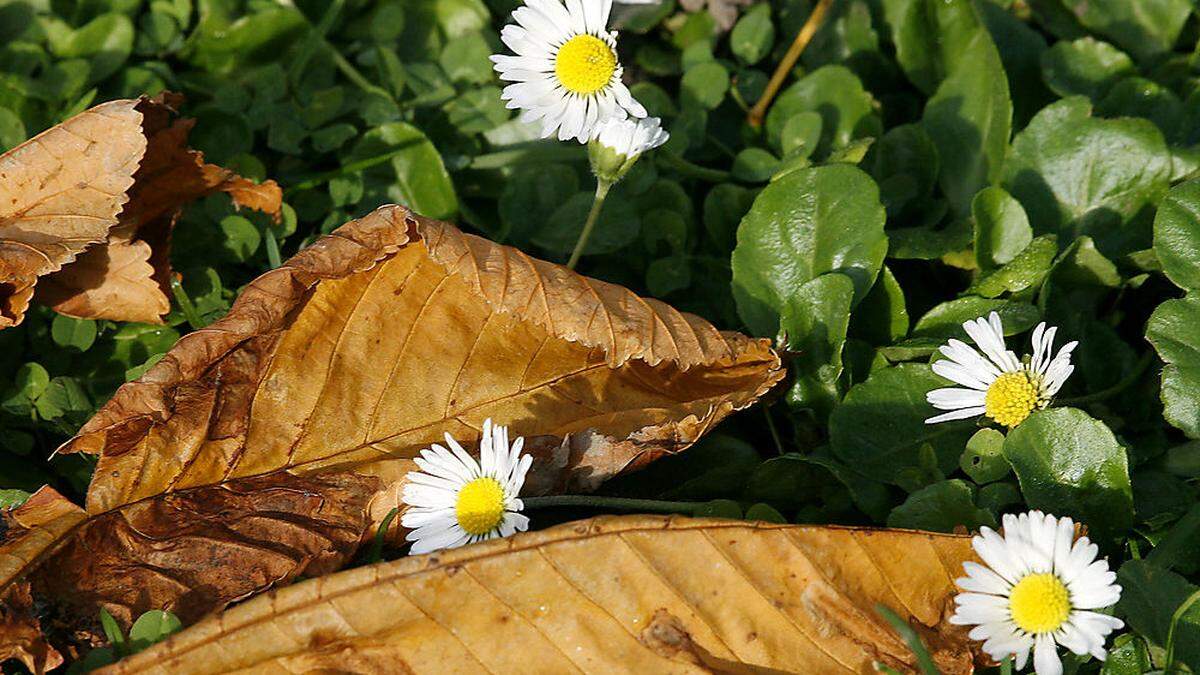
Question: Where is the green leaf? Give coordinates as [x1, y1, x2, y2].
[1147, 297, 1200, 438]
[830, 363, 975, 485]
[532, 190, 640, 257]
[702, 183, 756, 251]
[50, 315, 98, 352]
[1072, 0, 1192, 62]
[0, 489, 30, 509]
[1100, 634, 1152, 675]
[881, 0, 982, 94]
[128, 610, 183, 653]
[764, 65, 880, 158]
[730, 148, 779, 183]
[1147, 504, 1200, 575]
[886, 479, 994, 533]
[1003, 408, 1133, 540]
[969, 235, 1058, 298]
[438, 32, 493, 85]
[729, 4, 774, 66]
[49, 13, 135, 84]
[851, 265, 909, 345]
[680, 61, 729, 110]
[0, 106, 25, 151]
[350, 122, 458, 220]
[1040, 37, 1135, 101]
[960, 428, 1010, 484]
[744, 503, 786, 524]
[499, 165, 579, 245]
[911, 296, 1040, 340]
[731, 164, 887, 336]
[782, 273, 854, 417]
[1097, 77, 1186, 145]
[1116, 560, 1200, 671]
[972, 186, 1032, 270]
[870, 123, 939, 216]
[1002, 97, 1171, 257]
[780, 112, 823, 158]
[1154, 180, 1200, 292]
[920, 0, 1012, 217]
[219, 215, 262, 262]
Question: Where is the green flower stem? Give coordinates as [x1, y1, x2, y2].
[566, 179, 612, 270]
[522, 495, 705, 514]
[1058, 350, 1154, 406]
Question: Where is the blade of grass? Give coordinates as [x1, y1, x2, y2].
[875, 604, 942, 675]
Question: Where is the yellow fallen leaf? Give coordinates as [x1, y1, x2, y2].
[0, 205, 781, 642]
[98, 516, 982, 675]
[62, 204, 783, 517]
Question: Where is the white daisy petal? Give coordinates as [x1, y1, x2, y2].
[925, 406, 988, 424]
[400, 419, 533, 555]
[952, 510, 1122, 675]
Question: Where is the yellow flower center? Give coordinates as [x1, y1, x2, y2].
[455, 477, 506, 536]
[1009, 573, 1071, 634]
[555, 34, 617, 95]
[985, 371, 1043, 428]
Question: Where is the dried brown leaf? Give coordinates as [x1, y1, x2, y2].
[62, 205, 783, 518]
[37, 95, 283, 324]
[0, 100, 146, 328]
[1, 205, 780, 660]
[98, 516, 981, 675]
[0, 487, 86, 674]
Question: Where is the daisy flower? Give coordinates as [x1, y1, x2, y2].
[589, 116, 669, 182]
[951, 511, 1123, 675]
[491, 0, 647, 143]
[926, 312, 1077, 428]
[400, 419, 533, 554]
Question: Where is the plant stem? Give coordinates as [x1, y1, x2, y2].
[657, 152, 732, 182]
[764, 406, 785, 456]
[747, 0, 836, 128]
[522, 495, 705, 514]
[1058, 350, 1154, 406]
[566, 180, 612, 269]
[1166, 588, 1200, 670]
[284, 139, 421, 194]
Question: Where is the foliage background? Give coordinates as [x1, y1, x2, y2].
[3, 0, 1200, 671]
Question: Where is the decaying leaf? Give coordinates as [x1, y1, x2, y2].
[61, 204, 783, 517]
[1, 205, 780, 657]
[0, 100, 146, 328]
[0, 487, 86, 673]
[36, 94, 283, 324]
[98, 516, 981, 675]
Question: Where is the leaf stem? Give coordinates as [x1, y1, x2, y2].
[284, 140, 422, 194]
[657, 152, 732, 182]
[566, 180, 612, 269]
[1058, 350, 1154, 406]
[747, 0, 835, 128]
[764, 406, 785, 456]
[522, 495, 705, 514]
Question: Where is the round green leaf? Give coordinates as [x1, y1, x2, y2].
[1153, 180, 1200, 291]
[50, 315, 97, 352]
[1040, 37, 1134, 100]
[972, 186, 1032, 270]
[886, 479, 994, 533]
[730, 4, 774, 66]
[765, 65, 880, 157]
[960, 428, 1010, 484]
[731, 164, 887, 336]
[680, 61, 730, 110]
[1003, 97, 1171, 257]
[1147, 297, 1200, 438]
[830, 363, 975, 484]
[1003, 407, 1133, 540]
